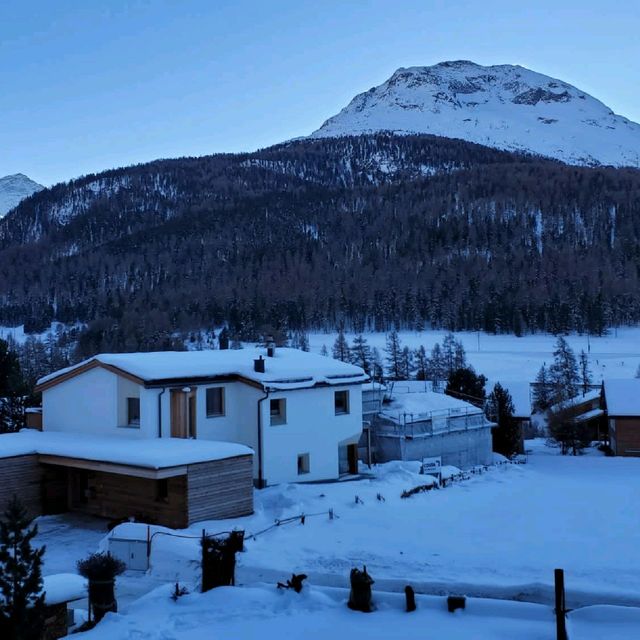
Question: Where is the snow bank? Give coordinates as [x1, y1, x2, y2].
[42, 573, 87, 605]
[76, 582, 559, 640]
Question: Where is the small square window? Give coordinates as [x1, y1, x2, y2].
[297, 453, 310, 475]
[270, 398, 286, 425]
[127, 397, 140, 426]
[206, 387, 225, 417]
[335, 390, 349, 415]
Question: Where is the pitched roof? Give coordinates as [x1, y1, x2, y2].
[603, 378, 640, 416]
[36, 348, 368, 391]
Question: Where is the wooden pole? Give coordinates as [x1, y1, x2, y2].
[554, 568, 567, 640]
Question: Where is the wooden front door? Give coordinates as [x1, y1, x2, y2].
[170, 390, 188, 438]
[170, 389, 197, 438]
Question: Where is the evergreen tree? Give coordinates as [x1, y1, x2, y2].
[0, 340, 26, 434]
[384, 331, 403, 380]
[579, 350, 592, 394]
[445, 367, 487, 407]
[332, 329, 350, 362]
[486, 383, 521, 457]
[320, 344, 329, 357]
[0, 496, 45, 640]
[426, 343, 446, 387]
[218, 327, 230, 350]
[349, 334, 372, 374]
[441, 333, 457, 376]
[413, 345, 428, 381]
[550, 337, 579, 401]
[532, 364, 553, 411]
[298, 333, 310, 352]
[400, 346, 413, 380]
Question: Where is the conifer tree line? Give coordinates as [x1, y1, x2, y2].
[330, 329, 469, 386]
[1, 133, 640, 354]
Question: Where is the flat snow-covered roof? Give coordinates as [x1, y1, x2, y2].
[0, 430, 252, 468]
[604, 379, 640, 416]
[381, 387, 483, 423]
[37, 348, 368, 390]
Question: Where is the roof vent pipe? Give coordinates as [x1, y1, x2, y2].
[254, 356, 265, 373]
[266, 335, 276, 358]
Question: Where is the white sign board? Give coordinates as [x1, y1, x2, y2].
[422, 456, 442, 485]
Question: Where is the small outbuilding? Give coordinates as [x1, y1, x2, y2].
[603, 379, 640, 456]
[0, 430, 253, 527]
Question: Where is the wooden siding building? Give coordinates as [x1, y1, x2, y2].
[603, 379, 640, 457]
[0, 431, 254, 527]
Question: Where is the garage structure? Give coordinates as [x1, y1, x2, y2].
[0, 430, 253, 527]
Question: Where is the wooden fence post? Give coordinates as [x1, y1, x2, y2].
[554, 568, 568, 640]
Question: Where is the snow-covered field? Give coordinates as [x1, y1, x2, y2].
[37, 441, 640, 613]
[309, 328, 640, 383]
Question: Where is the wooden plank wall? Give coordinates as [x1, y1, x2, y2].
[187, 455, 254, 524]
[613, 417, 640, 456]
[71, 470, 189, 529]
[0, 455, 43, 519]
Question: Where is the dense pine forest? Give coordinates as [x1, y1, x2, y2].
[1, 133, 640, 353]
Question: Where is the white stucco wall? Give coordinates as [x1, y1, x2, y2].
[42, 367, 147, 438]
[261, 385, 363, 485]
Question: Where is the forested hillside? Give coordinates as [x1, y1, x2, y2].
[1, 133, 639, 352]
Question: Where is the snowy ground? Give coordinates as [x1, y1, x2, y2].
[79, 583, 561, 640]
[309, 328, 640, 383]
[36, 440, 640, 618]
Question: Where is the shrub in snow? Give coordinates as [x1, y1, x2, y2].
[201, 532, 244, 592]
[77, 552, 125, 623]
[277, 574, 307, 593]
[0, 496, 45, 640]
[171, 583, 189, 601]
[400, 482, 437, 499]
[348, 566, 374, 613]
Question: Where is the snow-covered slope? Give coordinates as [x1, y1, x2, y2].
[0, 173, 44, 217]
[311, 61, 640, 167]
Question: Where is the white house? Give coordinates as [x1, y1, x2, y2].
[35, 347, 368, 486]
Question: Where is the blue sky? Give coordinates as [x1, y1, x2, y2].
[2, 1, 639, 185]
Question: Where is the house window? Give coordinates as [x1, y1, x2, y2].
[206, 387, 225, 417]
[297, 453, 310, 475]
[270, 398, 286, 426]
[335, 390, 349, 415]
[127, 397, 140, 427]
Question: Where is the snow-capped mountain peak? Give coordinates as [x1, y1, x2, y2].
[0, 173, 44, 217]
[311, 61, 640, 167]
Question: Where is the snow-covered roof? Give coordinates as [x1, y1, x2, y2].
[549, 388, 601, 413]
[603, 379, 640, 416]
[0, 430, 252, 468]
[381, 387, 483, 423]
[571, 408, 605, 424]
[37, 348, 368, 391]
